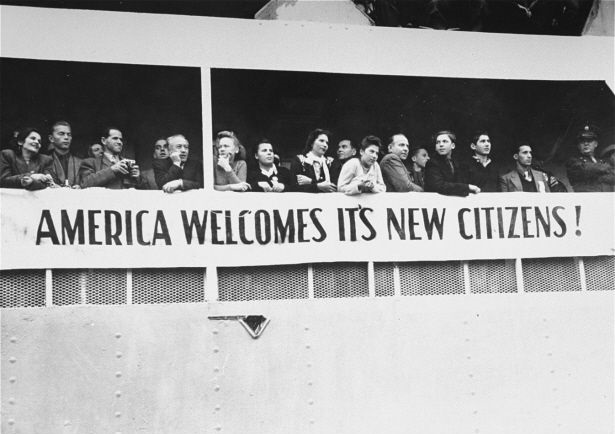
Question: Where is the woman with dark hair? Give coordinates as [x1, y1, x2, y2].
[248, 139, 296, 192]
[337, 135, 386, 195]
[424, 130, 480, 196]
[290, 128, 337, 193]
[213, 130, 251, 192]
[0, 127, 57, 190]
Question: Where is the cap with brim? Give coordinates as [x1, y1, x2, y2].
[577, 124, 598, 140]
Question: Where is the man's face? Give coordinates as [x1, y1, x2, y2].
[471, 135, 491, 156]
[412, 148, 430, 169]
[49, 125, 72, 152]
[337, 140, 356, 160]
[435, 134, 455, 157]
[153, 139, 169, 159]
[168, 136, 189, 162]
[577, 138, 598, 157]
[90, 144, 104, 158]
[514, 145, 532, 167]
[102, 129, 123, 155]
[388, 134, 410, 160]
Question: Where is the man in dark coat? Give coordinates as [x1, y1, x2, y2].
[153, 134, 203, 193]
[425, 130, 480, 196]
[48, 121, 82, 188]
[465, 131, 499, 192]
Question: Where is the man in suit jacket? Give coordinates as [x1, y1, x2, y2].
[153, 134, 203, 193]
[79, 127, 144, 189]
[380, 133, 423, 192]
[48, 121, 82, 188]
[499, 144, 551, 192]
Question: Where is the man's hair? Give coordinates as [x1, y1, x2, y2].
[360, 135, 382, 151]
[432, 130, 456, 144]
[101, 127, 121, 138]
[471, 130, 489, 145]
[51, 120, 71, 133]
[167, 134, 187, 144]
[411, 146, 428, 158]
[387, 133, 407, 146]
[338, 138, 357, 150]
[513, 141, 531, 155]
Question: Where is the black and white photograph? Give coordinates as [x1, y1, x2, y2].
[0, 1, 614, 433]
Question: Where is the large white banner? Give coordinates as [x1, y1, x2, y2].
[1, 189, 613, 269]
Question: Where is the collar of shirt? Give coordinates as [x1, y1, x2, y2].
[304, 151, 326, 167]
[260, 166, 278, 178]
[517, 167, 532, 180]
[104, 152, 119, 163]
[472, 155, 491, 167]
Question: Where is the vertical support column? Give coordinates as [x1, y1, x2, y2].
[462, 261, 471, 295]
[393, 262, 401, 297]
[80, 270, 87, 304]
[45, 269, 53, 307]
[307, 264, 314, 299]
[577, 257, 587, 291]
[201, 67, 214, 191]
[126, 269, 133, 305]
[515, 258, 525, 293]
[367, 261, 375, 298]
[205, 266, 219, 302]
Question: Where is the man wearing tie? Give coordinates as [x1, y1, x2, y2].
[499, 143, 551, 192]
[153, 134, 203, 193]
[79, 127, 144, 189]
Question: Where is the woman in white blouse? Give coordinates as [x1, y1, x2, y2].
[337, 135, 386, 195]
[289, 128, 337, 193]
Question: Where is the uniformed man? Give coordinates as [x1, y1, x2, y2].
[565, 124, 615, 192]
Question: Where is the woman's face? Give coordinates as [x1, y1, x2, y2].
[90, 144, 104, 158]
[311, 134, 329, 157]
[217, 137, 237, 159]
[360, 145, 379, 166]
[20, 132, 42, 154]
[256, 143, 275, 165]
[435, 134, 455, 156]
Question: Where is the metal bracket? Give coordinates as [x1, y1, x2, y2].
[208, 315, 270, 339]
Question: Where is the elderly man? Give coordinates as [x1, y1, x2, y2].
[499, 143, 550, 192]
[153, 134, 203, 193]
[79, 127, 144, 189]
[565, 124, 615, 192]
[380, 133, 423, 192]
[48, 121, 82, 188]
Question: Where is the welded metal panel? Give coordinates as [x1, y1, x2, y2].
[2, 292, 613, 433]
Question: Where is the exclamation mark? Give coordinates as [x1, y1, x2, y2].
[575, 205, 582, 236]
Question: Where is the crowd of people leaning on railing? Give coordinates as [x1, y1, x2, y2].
[1, 121, 614, 196]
